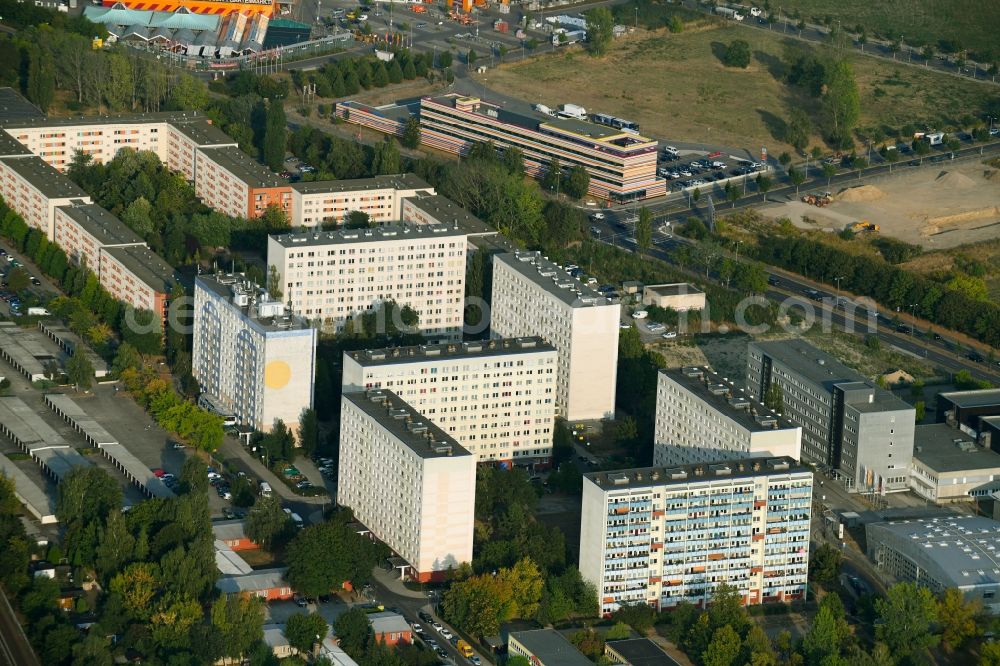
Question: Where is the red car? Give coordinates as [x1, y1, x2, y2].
[152, 468, 165, 478]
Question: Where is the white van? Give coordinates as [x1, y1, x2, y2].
[259, 482, 273, 497]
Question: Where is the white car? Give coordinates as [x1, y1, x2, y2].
[647, 323, 666, 333]
[632, 310, 648, 319]
[619, 322, 631, 329]
[590, 212, 606, 220]
[207, 471, 222, 480]
[439, 628, 453, 640]
[662, 331, 678, 339]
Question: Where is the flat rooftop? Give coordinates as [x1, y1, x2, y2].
[0, 323, 61, 377]
[270, 222, 466, 249]
[196, 274, 313, 333]
[290, 172, 432, 195]
[913, 424, 1000, 473]
[198, 145, 284, 188]
[584, 456, 809, 491]
[0, 130, 34, 158]
[342, 389, 472, 460]
[0, 156, 90, 199]
[101, 245, 177, 294]
[0, 110, 212, 130]
[0, 88, 44, 122]
[402, 193, 496, 236]
[169, 119, 238, 147]
[646, 282, 704, 297]
[57, 202, 144, 247]
[662, 366, 798, 433]
[0, 453, 57, 524]
[495, 251, 615, 307]
[939, 389, 1000, 409]
[606, 639, 682, 666]
[751, 338, 861, 387]
[346, 336, 555, 367]
[508, 629, 592, 666]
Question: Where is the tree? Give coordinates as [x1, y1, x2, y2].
[704, 625, 742, 666]
[266, 264, 283, 300]
[346, 210, 371, 229]
[285, 613, 328, 653]
[756, 174, 773, 201]
[263, 101, 287, 172]
[635, 207, 652, 255]
[169, 74, 209, 111]
[246, 495, 289, 550]
[723, 40, 751, 68]
[298, 408, 319, 457]
[335, 609, 374, 658]
[438, 50, 453, 69]
[66, 351, 95, 391]
[822, 59, 861, 148]
[938, 588, 980, 651]
[778, 151, 792, 168]
[562, 165, 590, 199]
[763, 383, 784, 412]
[401, 117, 421, 149]
[584, 7, 614, 56]
[668, 15, 684, 33]
[875, 582, 939, 658]
[808, 543, 842, 585]
[110, 562, 162, 620]
[542, 157, 562, 192]
[802, 600, 850, 665]
[467, 48, 478, 66]
[285, 518, 386, 596]
[822, 161, 838, 185]
[786, 108, 812, 152]
[915, 400, 925, 421]
[211, 594, 265, 660]
[180, 455, 208, 496]
[371, 137, 401, 175]
[789, 166, 806, 193]
[57, 466, 123, 529]
[5, 266, 29, 293]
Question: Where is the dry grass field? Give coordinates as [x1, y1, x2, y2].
[479, 22, 995, 155]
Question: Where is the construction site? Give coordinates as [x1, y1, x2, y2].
[765, 160, 1000, 250]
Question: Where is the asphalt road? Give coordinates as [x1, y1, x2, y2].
[0, 588, 39, 666]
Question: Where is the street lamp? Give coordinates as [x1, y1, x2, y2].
[734, 239, 744, 262]
[833, 275, 844, 298]
[908, 303, 919, 336]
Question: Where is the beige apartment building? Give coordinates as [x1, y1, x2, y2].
[194, 145, 290, 220]
[654, 366, 802, 467]
[338, 389, 475, 582]
[342, 337, 558, 467]
[99, 245, 178, 317]
[580, 458, 813, 616]
[53, 201, 144, 274]
[267, 224, 467, 340]
[490, 251, 620, 421]
[289, 173, 434, 228]
[0, 156, 90, 237]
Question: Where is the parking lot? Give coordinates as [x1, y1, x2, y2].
[657, 146, 767, 193]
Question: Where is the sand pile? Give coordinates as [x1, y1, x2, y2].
[921, 207, 1000, 235]
[934, 170, 976, 189]
[836, 185, 885, 202]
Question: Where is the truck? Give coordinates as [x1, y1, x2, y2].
[557, 103, 587, 120]
[27, 307, 50, 316]
[457, 640, 474, 658]
[715, 6, 744, 20]
[552, 29, 585, 46]
[534, 104, 555, 117]
[374, 49, 394, 62]
[925, 132, 944, 146]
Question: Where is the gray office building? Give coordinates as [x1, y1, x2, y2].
[746, 339, 914, 494]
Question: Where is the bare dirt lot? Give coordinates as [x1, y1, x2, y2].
[761, 162, 1000, 249]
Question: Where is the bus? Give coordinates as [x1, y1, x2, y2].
[590, 112, 640, 134]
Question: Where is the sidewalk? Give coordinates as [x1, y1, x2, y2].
[371, 566, 427, 600]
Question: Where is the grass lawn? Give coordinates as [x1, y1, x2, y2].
[479, 23, 996, 155]
[775, 0, 996, 58]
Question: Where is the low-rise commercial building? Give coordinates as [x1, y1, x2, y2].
[99, 245, 178, 317]
[368, 612, 411, 646]
[936, 388, 1000, 451]
[342, 337, 558, 467]
[337, 389, 475, 582]
[605, 639, 682, 666]
[579, 458, 812, 616]
[195, 145, 290, 219]
[909, 423, 1000, 503]
[508, 629, 592, 666]
[216, 567, 292, 600]
[192, 273, 316, 433]
[212, 519, 257, 551]
[653, 366, 801, 467]
[0, 156, 91, 238]
[867, 516, 1000, 614]
[642, 283, 705, 311]
[490, 251, 619, 421]
[746, 339, 914, 494]
[289, 173, 433, 228]
[267, 223, 467, 340]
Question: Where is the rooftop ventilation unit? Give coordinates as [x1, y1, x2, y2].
[608, 472, 629, 486]
[729, 397, 751, 410]
[756, 416, 778, 427]
[708, 384, 729, 396]
[407, 422, 429, 435]
[666, 468, 687, 480]
[768, 459, 790, 471]
[710, 464, 732, 476]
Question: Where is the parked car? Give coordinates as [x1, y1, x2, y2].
[632, 310, 648, 319]
[662, 331, 678, 339]
[153, 468, 165, 478]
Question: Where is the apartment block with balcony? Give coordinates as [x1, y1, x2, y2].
[0, 156, 90, 238]
[746, 339, 914, 494]
[98, 245, 179, 317]
[489, 251, 619, 421]
[53, 201, 145, 274]
[654, 366, 801, 467]
[192, 273, 317, 433]
[289, 173, 434, 228]
[165, 120, 238, 182]
[267, 224, 467, 340]
[338, 389, 475, 582]
[342, 337, 558, 467]
[195, 145, 290, 219]
[579, 458, 812, 616]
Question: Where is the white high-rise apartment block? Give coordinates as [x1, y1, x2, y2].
[289, 174, 434, 228]
[343, 337, 558, 466]
[654, 366, 801, 467]
[489, 251, 620, 421]
[267, 224, 467, 341]
[192, 274, 317, 433]
[579, 458, 812, 616]
[338, 389, 475, 582]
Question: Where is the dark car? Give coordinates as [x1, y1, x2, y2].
[967, 351, 985, 363]
[767, 276, 780, 286]
[418, 611, 433, 623]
